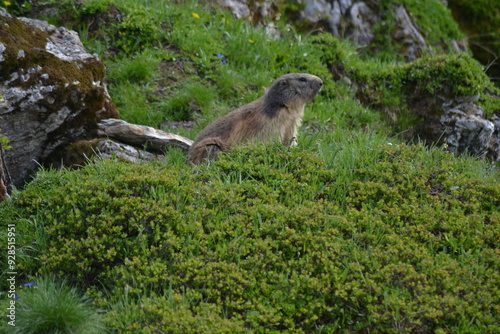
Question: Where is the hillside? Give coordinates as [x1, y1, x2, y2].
[1, 0, 499, 333]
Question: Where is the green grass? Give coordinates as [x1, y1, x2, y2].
[1, 0, 500, 333]
[13, 277, 103, 334]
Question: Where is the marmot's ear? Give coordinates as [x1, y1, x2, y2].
[280, 79, 288, 87]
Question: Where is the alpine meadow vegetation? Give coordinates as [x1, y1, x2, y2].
[0, 0, 499, 333]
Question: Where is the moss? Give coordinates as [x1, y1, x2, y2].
[0, 129, 10, 148]
[390, 53, 488, 96]
[0, 14, 50, 78]
[480, 88, 500, 116]
[356, 53, 494, 131]
[400, 0, 463, 44]
[308, 33, 348, 71]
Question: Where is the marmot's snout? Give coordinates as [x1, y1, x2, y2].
[316, 77, 323, 90]
[289, 73, 323, 101]
[309, 76, 323, 96]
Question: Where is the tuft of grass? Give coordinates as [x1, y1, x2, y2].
[157, 80, 219, 122]
[107, 81, 160, 125]
[14, 277, 103, 334]
[107, 52, 160, 84]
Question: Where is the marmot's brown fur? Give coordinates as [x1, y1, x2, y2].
[188, 73, 323, 163]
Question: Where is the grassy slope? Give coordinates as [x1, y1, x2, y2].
[0, 0, 499, 333]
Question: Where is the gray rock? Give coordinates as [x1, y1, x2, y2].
[58, 138, 161, 168]
[0, 8, 118, 187]
[212, 0, 281, 34]
[392, 5, 431, 60]
[416, 96, 497, 160]
[96, 139, 159, 163]
[442, 112, 494, 157]
[488, 113, 500, 162]
[302, 0, 332, 23]
[309, 0, 429, 60]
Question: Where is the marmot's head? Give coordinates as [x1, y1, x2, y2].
[264, 73, 323, 113]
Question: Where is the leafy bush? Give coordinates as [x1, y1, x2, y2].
[114, 5, 164, 53]
[2, 143, 498, 333]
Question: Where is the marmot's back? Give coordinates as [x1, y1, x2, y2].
[189, 73, 323, 163]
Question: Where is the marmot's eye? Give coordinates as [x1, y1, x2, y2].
[299, 77, 307, 82]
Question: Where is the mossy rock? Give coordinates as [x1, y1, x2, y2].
[0, 8, 118, 186]
[356, 53, 500, 135]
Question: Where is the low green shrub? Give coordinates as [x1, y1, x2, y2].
[1, 143, 498, 333]
[103, 295, 248, 333]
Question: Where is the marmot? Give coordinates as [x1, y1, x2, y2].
[188, 73, 323, 163]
